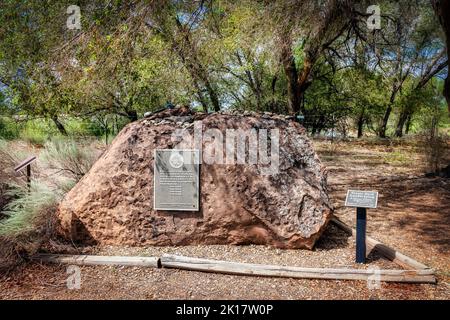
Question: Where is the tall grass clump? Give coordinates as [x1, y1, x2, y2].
[0, 181, 62, 236]
[0, 137, 98, 272]
[41, 137, 98, 182]
[0, 140, 48, 271]
[0, 139, 17, 179]
[0, 181, 62, 272]
[0, 139, 23, 214]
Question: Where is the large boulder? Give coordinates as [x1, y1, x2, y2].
[57, 108, 333, 249]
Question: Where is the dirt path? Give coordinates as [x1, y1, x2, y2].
[317, 139, 450, 283]
[1, 138, 449, 300]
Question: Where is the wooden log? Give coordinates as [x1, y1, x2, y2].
[331, 217, 431, 270]
[161, 254, 436, 283]
[35, 254, 160, 268]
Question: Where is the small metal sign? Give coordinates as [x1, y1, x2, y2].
[345, 190, 378, 209]
[154, 149, 200, 211]
[344, 189, 378, 264]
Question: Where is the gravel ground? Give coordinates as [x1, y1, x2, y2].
[316, 139, 450, 286]
[86, 223, 396, 270]
[1, 262, 447, 300]
[0, 222, 446, 300]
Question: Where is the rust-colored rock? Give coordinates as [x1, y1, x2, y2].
[57, 109, 333, 249]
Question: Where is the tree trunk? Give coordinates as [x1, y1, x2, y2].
[431, 0, 450, 113]
[236, 51, 264, 110]
[174, 18, 220, 112]
[297, 57, 314, 114]
[279, 30, 301, 115]
[283, 56, 301, 115]
[281, 52, 313, 115]
[405, 114, 412, 134]
[378, 105, 392, 138]
[395, 108, 410, 137]
[125, 109, 138, 122]
[318, 115, 326, 135]
[193, 79, 209, 113]
[203, 77, 220, 112]
[51, 115, 68, 136]
[357, 111, 365, 138]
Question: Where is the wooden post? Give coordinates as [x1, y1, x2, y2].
[356, 207, 367, 263]
[26, 164, 31, 191]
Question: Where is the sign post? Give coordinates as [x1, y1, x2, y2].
[14, 156, 37, 191]
[355, 207, 367, 263]
[345, 190, 378, 264]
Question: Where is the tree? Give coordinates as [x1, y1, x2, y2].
[60, 27, 190, 121]
[145, 2, 222, 112]
[266, 0, 355, 115]
[431, 0, 450, 112]
[361, 0, 447, 138]
[0, 0, 447, 138]
[393, 4, 448, 136]
[394, 51, 447, 137]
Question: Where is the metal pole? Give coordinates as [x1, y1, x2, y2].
[356, 207, 367, 263]
[26, 164, 31, 192]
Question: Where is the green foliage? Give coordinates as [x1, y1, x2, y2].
[0, 116, 128, 145]
[18, 121, 52, 145]
[0, 0, 447, 139]
[0, 117, 19, 139]
[1, 135, 97, 237]
[0, 136, 98, 269]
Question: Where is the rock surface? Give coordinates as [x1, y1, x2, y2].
[57, 108, 333, 249]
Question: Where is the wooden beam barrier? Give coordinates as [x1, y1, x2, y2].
[331, 217, 431, 270]
[14, 156, 37, 191]
[160, 254, 436, 283]
[35, 254, 160, 268]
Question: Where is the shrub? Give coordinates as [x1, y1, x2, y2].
[40, 137, 98, 182]
[0, 117, 19, 140]
[422, 133, 449, 173]
[0, 181, 61, 236]
[0, 181, 61, 272]
[0, 139, 23, 214]
[19, 123, 49, 146]
[0, 138, 98, 272]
